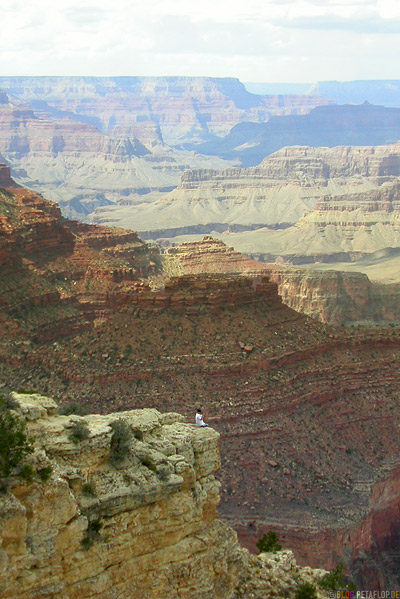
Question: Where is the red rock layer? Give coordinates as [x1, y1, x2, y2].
[2, 185, 400, 587]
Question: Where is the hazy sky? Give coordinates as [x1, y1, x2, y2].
[2, 0, 400, 82]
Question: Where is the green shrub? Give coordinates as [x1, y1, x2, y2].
[69, 421, 90, 444]
[82, 482, 96, 497]
[319, 563, 356, 591]
[109, 419, 132, 465]
[295, 582, 317, 599]
[19, 464, 34, 484]
[81, 519, 103, 550]
[0, 397, 33, 480]
[256, 531, 282, 553]
[58, 402, 88, 416]
[36, 466, 52, 482]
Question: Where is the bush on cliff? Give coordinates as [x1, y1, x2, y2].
[0, 396, 34, 483]
[295, 582, 317, 599]
[319, 563, 356, 591]
[109, 419, 132, 465]
[69, 420, 90, 444]
[256, 531, 282, 553]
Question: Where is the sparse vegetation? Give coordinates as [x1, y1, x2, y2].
[81, 519, 103, 550]
[82, 482, 96, 497]
[58, 401, 88, 416]
[319, 563, 356, 591]
[69, 420, 90, 444]
[0, 396, 34, 484]
[295, 582, 317, 599]
[109, 419, 132, 465]
[256, 531, 282, 553]
[36, 466, 52, 482]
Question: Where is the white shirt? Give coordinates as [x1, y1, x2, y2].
[195, 412, 205, 426]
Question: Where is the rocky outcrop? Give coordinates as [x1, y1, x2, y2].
[167, 237, 400, 325]
[267, 267, 400, 325]
[0, 392, 326, 599]
[0, 174, 161, 342]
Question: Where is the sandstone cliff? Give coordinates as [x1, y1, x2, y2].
[0, 392, 326, 599]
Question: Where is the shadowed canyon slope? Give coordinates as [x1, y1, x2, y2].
[167, 237, 400, 326]
[2, 177, 400, 587]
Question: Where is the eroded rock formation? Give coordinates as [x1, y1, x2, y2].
[98, 143, 400, 255]
[0, 392, 326, 599]
[166, 237, 400, 325]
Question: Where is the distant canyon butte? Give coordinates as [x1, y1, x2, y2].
[2, 77, 400, 289]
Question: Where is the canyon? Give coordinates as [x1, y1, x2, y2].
[1, 76, 400, 228]
[0, 76, 329, 221]
[1, 174, 400, 587]
[93, 143, 400, 279]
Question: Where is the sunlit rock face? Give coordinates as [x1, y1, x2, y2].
[0, 392, 327, 599]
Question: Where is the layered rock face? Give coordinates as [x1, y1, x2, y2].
[0, 76, 328, 144]
[0, 171, 162, 345]
[3, 183, 400, 586]
[0, 392, 326, 599]
[166, 237, 400, 325]
[0, 88, 235, 219]
[98, 143, 400, 254]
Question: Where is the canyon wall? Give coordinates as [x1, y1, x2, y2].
[167, 237, 400, 325]
[96, 143, 400, 252]
[3, 181, 400, 586]
[0, 392, 326, 599]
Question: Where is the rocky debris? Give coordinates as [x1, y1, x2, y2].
[0, 393, 326, 599]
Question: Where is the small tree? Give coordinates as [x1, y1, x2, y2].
[0, 397, 33, 481]
[69, 420, 90, 444]
[295, 583, 317, 599]
[319, 563, 356, 592]
[256, 531, 282, 553]
[109, 419, 132, 465]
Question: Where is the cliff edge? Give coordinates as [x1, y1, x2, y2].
[0, 392, 326, 599]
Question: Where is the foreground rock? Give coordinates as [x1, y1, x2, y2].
[0, 393, 326, 599]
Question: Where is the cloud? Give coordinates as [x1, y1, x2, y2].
[275, 14, 400, 33]
[0, 0, 399, 81]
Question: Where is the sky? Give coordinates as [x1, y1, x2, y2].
[1, 0, 400, 82]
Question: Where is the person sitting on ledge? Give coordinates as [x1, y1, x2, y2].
[195, 408, 208, 427]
